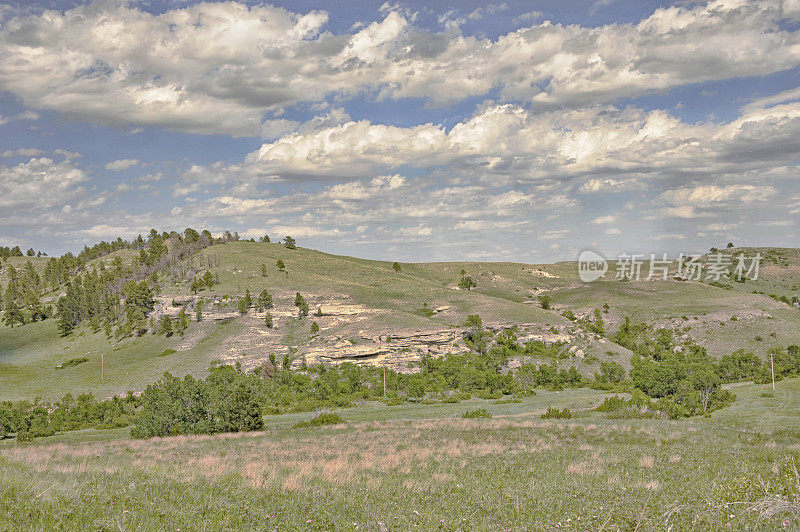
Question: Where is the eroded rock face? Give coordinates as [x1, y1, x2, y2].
[295, 329, 471, 373]
[154, 293, 615, 374]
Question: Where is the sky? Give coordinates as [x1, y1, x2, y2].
[1, 0, 799, 262]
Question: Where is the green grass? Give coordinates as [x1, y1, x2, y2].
[0, 319, 239, 401]
[706, 378, 800, 433]
[1, 381, 799, 529]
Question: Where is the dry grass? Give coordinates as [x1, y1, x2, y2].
[639, 455, 655, 469]
[2, 412, 798, 530]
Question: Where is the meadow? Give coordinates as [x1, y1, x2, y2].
[1, 380, 798, 530]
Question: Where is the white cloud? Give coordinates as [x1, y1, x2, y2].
[660, 184, 777, 207]
[652, 233, 686, 240]
[397, 224, 433, 237]
[590, 215, 617, 224]
[1, 1, 799, 136]
[0, 110, 39, 125]
[105, 158, 140, 171]
[0, 156, 88, 210]
[1, 148, 45, 157]
[540, 229, 571, 240]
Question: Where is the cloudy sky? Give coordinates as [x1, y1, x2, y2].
[1, 0, 799, 262]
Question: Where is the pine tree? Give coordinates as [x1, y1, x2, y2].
[294, 292, 309, 318]
[218, 382, 263, 432]
[157, 315, 173, 337]
[258, 289, 273, 309]
[2, 284, 25, 328]
[55, 279, 82, 335]
[176, 308, 189, 337]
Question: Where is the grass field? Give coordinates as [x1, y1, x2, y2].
[0, 318, 239, 401]
[1, 380, 799, 530]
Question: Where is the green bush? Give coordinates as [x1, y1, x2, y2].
[158, 349, 176, 357]
[596, 396, 626, 412]
[462, 408, 492, 419]
[293, 412, 344, 429]
[57, 357, 88, 369]
[541, 406, 571, 419]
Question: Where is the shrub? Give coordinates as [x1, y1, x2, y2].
[217, 382, 264, 433]
[57, 357, 88, 369]
[477, 389, 503, 400]
[596, 396, 626, 412]
[158, 349, 176, 357]
[462, 408, 492, 419]
[538, 294, 552, 310]
[293, 412, 344, 429]
[541, 406, 571, 419]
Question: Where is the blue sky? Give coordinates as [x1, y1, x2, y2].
[1, 0, 799, 262]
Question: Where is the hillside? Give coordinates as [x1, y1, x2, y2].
[1, 241, 799, 401]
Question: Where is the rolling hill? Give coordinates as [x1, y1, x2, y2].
[1, 241, 798, 401]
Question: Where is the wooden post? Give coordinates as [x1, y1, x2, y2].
[771, 353, 775, 391]
[383, 367, 387, 399]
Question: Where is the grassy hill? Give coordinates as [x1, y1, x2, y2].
[1, 242, 798, 401]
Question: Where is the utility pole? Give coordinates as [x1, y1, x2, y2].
[383, 366, 387, 399]
[771, 353, 775, 391]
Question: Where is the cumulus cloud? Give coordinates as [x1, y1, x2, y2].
[105, 158, 140, 171]
[660, 184, 777, 207]
[0, 155, 88, 210]
[241, 96, 800, 186]
[0, 110, 39, 125]
[1, 148, 45, 158]
[1, 1, 799, 136]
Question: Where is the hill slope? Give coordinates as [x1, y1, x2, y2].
[1, 242, 798, 400]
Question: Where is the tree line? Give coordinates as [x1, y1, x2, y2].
[5, 314, 798, 441]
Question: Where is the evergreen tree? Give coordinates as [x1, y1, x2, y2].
[217, 382, 263, 432]
[392, 261, 401, 273]
[157, 315, 173, 337]
[123, 281, 154, 336]
[294, 292, 309, 318]
[258, 289, 273, 309]
[458, 273, 477, 291]
[55, 279, 83, 335]
[176, 308, 189, 337]
[283, 236, 296, 249]
[2, 283, 25, 328]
